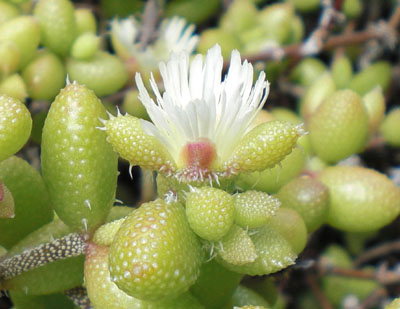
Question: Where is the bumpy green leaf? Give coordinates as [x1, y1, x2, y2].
[86, 243, 204, 309]
[218, 224, 297, 276]
[186, 187, 234, 241]
[0, 16, 40, 68]
[0, 94, 31, 162]
[22, 51, 66, 100]
[308, 90, 368, 163]
[34, 0, 77, 56]
[318, 166, 400, 232]
[0, 156, 53, 248]
[109, 199, 203, 301]
[223, 121, 304, 174]
[66, 51, 128, 97]
[217, 225, 258, 265]
[233, 191, 280, 229]
[277, 176, 329, 232]
[41, 82, 118, 232]
[105, 112, 176, 173]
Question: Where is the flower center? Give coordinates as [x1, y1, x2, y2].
[179, 138, 217, 170]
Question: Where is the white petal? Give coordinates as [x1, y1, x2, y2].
[135, 44, 270, 165]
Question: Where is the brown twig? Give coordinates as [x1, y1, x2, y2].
[306, 275, 333, 309]
[333, 20, 356, 60]
[236, 5, 400, 68]
[139, 0, 161, 49]
[319, 263, 400, 286]
[322, 266, 375, 280]
[354, 239, 400, 267]
[234, 29, 377, 67]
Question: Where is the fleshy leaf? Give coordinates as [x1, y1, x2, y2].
[222, 121, 304, 175]
[105, 112, 176, 173]
[217, 225, 258, 265]
[218, 224, 297, 276]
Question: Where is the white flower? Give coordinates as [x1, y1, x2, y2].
[135, 44, 269, 181]
[110, 16, 199, 71]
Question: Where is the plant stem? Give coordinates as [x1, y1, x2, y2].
[64, 286, 93, 309]
[0, 233, 86, 280]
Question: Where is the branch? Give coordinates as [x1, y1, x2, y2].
[238, 6, 400, 66]
[300, 0, 343, 56]
[318, 263, 400, 286]
[139, 0, 160, 49]
[354, 239, 400, 266]
[306, 274, 333, 309]
[0, 233, 86, 280]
